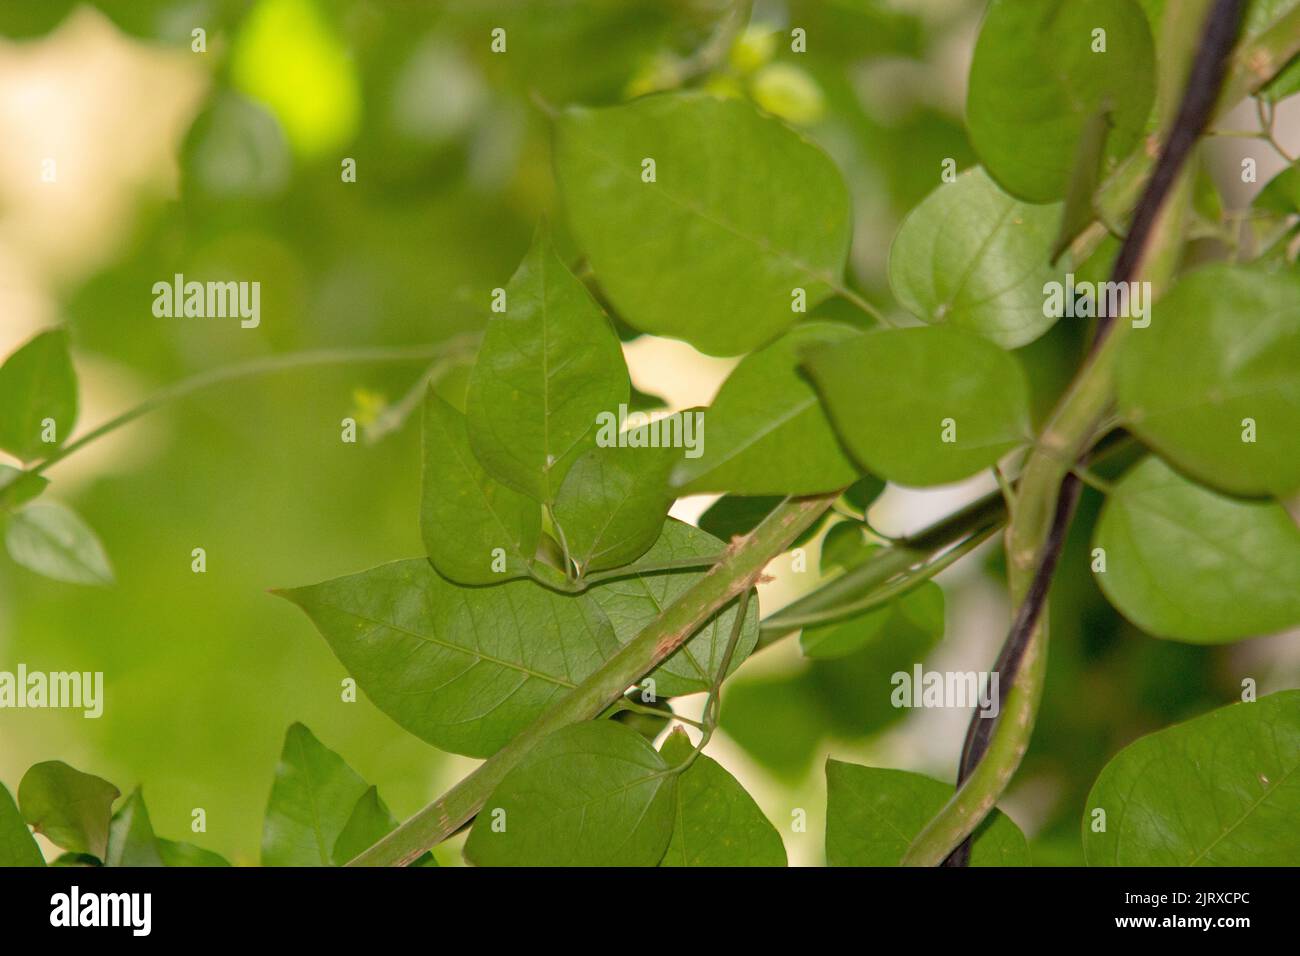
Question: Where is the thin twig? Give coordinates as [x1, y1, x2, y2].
[27, 337, 480, 478]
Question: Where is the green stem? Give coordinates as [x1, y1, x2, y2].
[346, 492, 838, 866]
[900, 328, 1126, 868]
[835, 284, 894, 327]
[27, 337, 479, 478]
[1070, 463, 1115, 496]
[364, 352, 467, 444]
[528, 554, 725, 594]
[1219, 4, 1300, 107]
[547, 504, 577, 580]
[613, 698, 705, 730]
[676, 586, 753, 773]
[903, 0, 1240, 864]
[752, 435, 1134, 656]
[760, 524, 997, 631]
[757, 490, 1007, 645]
[1087, 5, 1300, 263]
[582, 554, 723, 584]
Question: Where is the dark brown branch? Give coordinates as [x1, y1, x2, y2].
[1096, 0, 1249, 343]
[943, 473, 1082, 866]
[943, 0, 1248, 867]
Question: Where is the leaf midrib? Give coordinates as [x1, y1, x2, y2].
[566, 134, 841, 290]
[309, 601, 580, 688]
[1183, 759, 1300, 865]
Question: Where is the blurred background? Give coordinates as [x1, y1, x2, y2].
[1, 0, 1297, 866]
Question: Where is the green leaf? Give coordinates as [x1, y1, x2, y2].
[0, 328, 78, 461]
[842, 474, 886, 515]
[889, 168, 1066, 348]
[800, 581, 944, 661]
[279, 562, 620, 756]
[698, 494, 823, 549]
[262, 722, 371, 866]
[1116, 264, 1300, 497]
[0, 783, 43, 866]
[967, 0, 1155, 202]
[628, 383, 668, 413]
[420, 390, 540, 584]
[825, 760, 1030, 865]
[587, 519, 757, 698]
[331, 786, 398, 866]
[819, 520, 873, 573]
[805, 326, 1032, 486]
[105, 788, 164, 867]
[157, 839, 231, 867]
[4, 501, 114, 586]
[464, 721, 677, 866]
[808, 627, 945, 739]
[465, 231, 628, 503]
[18, 761, 119, 860]
[657, 728, 786, 867]
[1084, 691, 1300, 865]
[1254, 162, 1300, 215]
[719, 671, 827, 780]
[1093, 456, 1300, 642]
[0, 465, 48, 513]
[555, 93, 852, 356]
[553, 431, 676, 573]
[671, 323, 863, 494]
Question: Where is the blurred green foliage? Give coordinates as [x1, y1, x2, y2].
[0, 0, 1276, 866]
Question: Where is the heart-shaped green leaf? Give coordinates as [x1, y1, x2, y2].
[279, 563, 620, 756]
[465, 231, 628, 503]
[553, 430, 676, 574]
[555, 93, 852, 355]
[658, 728, 786, 867]
[889, 168, 1066, 348]
[1084, 691, 1300, 865]
[464, 721, 678, 866]
[805, 326, 1032, 486]
[826, 760, 1029, 865]
[1117, 264, 1300, 497]
[671, 322, 864, 494]
[967, 0, 1155, 202]
[421, 390, 540, 584]
[1093, 456, 1300, 642]
[18, 761, 119, 860]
